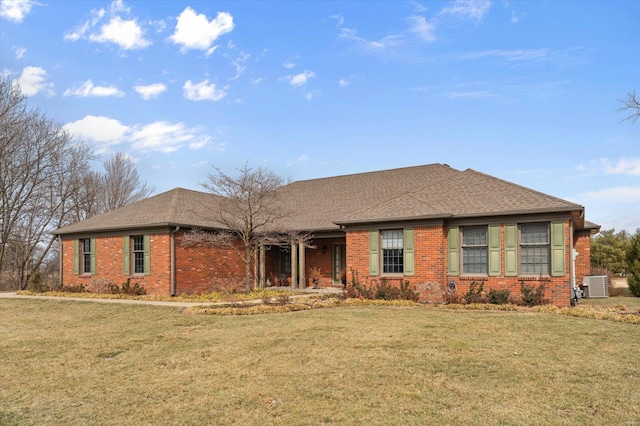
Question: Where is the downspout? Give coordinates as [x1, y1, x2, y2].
[569, 217, 576, 304]
[170, 226, 180, 296]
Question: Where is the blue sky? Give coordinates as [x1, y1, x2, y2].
[1, 0, 639, 232]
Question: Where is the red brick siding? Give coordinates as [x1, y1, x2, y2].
[574, 231, 592, 286]
[345, 221, 576, 307]
[60, 233, 171, 295]
[174, 233, 247, 294]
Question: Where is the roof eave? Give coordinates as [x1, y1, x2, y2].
[333, 213, 451, 227]
[52, 222, 224, 236]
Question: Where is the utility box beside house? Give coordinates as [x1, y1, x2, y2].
[582, 275, 609, 298]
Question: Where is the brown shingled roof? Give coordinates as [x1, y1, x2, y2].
[54, 164, 586, 235]
[53, 188, 226, 235]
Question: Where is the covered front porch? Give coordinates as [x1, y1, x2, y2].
[254, 234, 347, 289]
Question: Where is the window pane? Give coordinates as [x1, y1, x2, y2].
[462, 226, 487, 274]
[521, 223, 548, 245]
[381, 230, 403, 273]
[383, 248, 404, 273]
[381, 230, 403, 249]
[133, 236, 144, 251]
[520, 223, 550, 274]
[132, 236, 144, 274]
[463, 247, 487, 274]
[462, 226, 487, 246]
[134, 252, 145, 274]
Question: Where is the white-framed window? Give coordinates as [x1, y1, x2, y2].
[520, 223, 550, 275]
[381, 230, 403, 274]
[462, 226, 487, 274]
[81, 238, 92, 274]
[132, 235, 145, 274]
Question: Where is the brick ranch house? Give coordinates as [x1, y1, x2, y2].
[53, 164, 600, 307]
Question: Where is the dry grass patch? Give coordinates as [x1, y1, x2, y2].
[1, 299, 639, 425]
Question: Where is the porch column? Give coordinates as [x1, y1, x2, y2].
[291, 241, 298, 288]
[259, 244, 266, 288]
[299, 243, 306, 289]
[253, 250, 258, 288]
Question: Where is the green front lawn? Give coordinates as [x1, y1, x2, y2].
[1, 299, 638, 425]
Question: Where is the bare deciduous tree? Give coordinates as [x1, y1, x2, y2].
[101, 152, 154, 212]
[182, 162, 310, 291]
[0, 77, 94, 289]
[619, 90, 640, 123]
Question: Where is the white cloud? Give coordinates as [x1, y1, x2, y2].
[64, 0, 150, 50]
[64, 80, 125, 97]
[283, 60, 296, 69]
[511, 10, 525, 23]
[452, 49, 549, 62]
[439, 0, 492, 21]
[64, 115, 129, 147]
[169, 7, 234, 52]
[579, 157, 640, 176]
[65, 115, 212, 153]
[129, 121, 203, 153]
[15, 66, 54, 96]
[183, 79, 227, 101]
[287, 70, 315, 88]
[230, 52, 250, 80]
[133, 82, 167, 100]
[339, 27, 404, 52]
[287, 155, 309, 166]
[14, 46, 26, 59]
[330, 14, 344, 27]
[250, 77, 263, 85]
[580, 186, 640, 203]
[89, 16, 150, 50]
[408, 16, 436, 42]
[0, 0, 35, 23]
[339, 78, 350, 87]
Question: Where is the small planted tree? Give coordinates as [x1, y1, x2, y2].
[182, 162, 311, 291]
[626, 229, 640, 297]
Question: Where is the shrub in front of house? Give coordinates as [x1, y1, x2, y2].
[463, 280, 486, 304]
[519, 282, 550, 306]
[346, 271, 419, 301]
[487, 288, 511, 305]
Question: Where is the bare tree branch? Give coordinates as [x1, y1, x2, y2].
[0, 77, 95, 289]
[101, 152, 154, 212]
[183, 162, 303, 290]
[619, 90, 640, 123]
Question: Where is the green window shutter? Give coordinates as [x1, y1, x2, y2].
[403, 228, 415, 276]
[550, 221, 566, 277]
[447, 226, 459, 276]
[123, 236, 130, 275]
[504, 224, 518, 276]
[369, 230, 379, 276]
[143, 234, 151, 276]
[488, 225, 501, 276]
[90, 238, 96, 275]
[73, 239, 79, 275]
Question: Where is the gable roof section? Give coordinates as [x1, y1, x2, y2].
[54, 164, 586, 235]
[53, 188, 225, 235]
[334, 168, 584, 225]
[274, 163, 460, 231]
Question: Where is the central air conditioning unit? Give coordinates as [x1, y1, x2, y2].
[582, 275, 609, 298]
